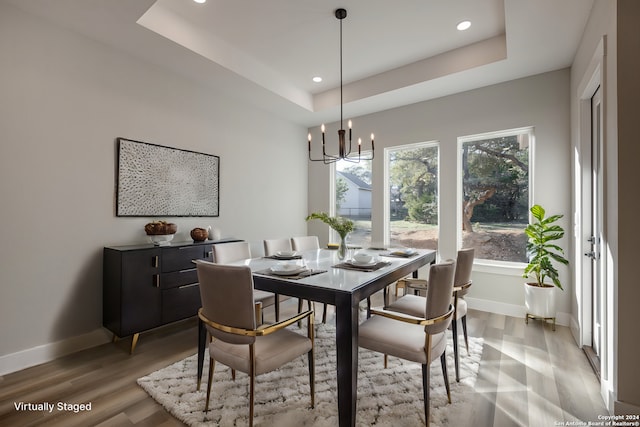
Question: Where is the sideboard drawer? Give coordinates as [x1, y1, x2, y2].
[161, 268, 198, 289]
[162, 246, 204, 272]
[162, 283, 201, 324]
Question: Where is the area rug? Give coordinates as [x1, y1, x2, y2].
[138, 324, 483, 426]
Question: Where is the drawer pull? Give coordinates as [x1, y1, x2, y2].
[179, 283, 199, 289]
[153, 274, 160, 288]
[152, 255, 159, 268]
[179, 268, 197, 274]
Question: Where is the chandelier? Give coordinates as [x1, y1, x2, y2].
[308, 8, 375, 164]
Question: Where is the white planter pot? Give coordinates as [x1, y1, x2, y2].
[524, 282, 557, 318]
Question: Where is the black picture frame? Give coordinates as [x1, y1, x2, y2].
[116, 138, 220, 217]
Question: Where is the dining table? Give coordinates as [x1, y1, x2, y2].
[197, 247, 436, 427]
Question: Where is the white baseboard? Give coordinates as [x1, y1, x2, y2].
[570, 316, 582, 346]
[0, 328, 112, 376]
[466, 297, 570, 327]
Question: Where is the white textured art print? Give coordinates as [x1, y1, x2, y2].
[117, 138, 219, 216]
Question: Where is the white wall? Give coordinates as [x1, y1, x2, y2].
[308, 70, 572, 318]
[0, 3, 308, 373]
[571, 0, 640, 414]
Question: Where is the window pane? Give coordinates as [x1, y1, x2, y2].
[388, 145, 438, 250]
[336, 158, 372, 248]
[461, 132, 529, 262]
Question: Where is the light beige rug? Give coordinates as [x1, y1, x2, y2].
[138, 323, 483, 426]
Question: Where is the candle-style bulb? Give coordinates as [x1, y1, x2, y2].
[348, 120, 352, 129]
[308, 133, 312, 142]
[321, 124, 325, 133]
[358, 138, 362, 146]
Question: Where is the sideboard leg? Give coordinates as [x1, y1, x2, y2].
[130, 333, 140, 354]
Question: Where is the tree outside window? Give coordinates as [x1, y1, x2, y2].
[460, 129, 530, 263]
[388, 144, 439, 250]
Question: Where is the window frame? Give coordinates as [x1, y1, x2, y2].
[329, 153, 373, 246]
[457, 126, 534, 266]
[383, 140, 440, 248]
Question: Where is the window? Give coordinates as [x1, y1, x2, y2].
[335, 157, 372, 248]
[459, 128, 531, 263]
[387, 143, 439, 250]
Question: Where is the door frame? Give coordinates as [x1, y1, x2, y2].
[575, 36, 609, 396]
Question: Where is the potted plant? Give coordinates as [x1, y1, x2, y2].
[522, 204, 569, 326]
[306, 212, 354, 260]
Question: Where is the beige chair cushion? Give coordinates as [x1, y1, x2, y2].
[359, 315, 447, 365]
[455, 297, 467, 319]
[210, 328, 312, 375]
[388, 294, 467, 320]
[387, 294, 426, 317]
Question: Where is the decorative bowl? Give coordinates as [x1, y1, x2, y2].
[276, 250, 297, 257]
[149, 234, 174, 246]
[353, 253, 374, 264]
[145, 221, 177, 235]
[190, 228, 208, 242]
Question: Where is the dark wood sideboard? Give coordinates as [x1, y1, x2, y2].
[103, 238, 241, 353]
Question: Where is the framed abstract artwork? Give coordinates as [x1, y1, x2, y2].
[116, 138, 220, 217]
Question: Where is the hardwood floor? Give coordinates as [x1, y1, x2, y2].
[0, 296, 607, 426]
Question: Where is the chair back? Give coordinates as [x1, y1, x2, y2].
[195, 261, 256, 345]
[424, 259, 456, 335]
[291, 236, 320, 252]
[213, 241, 251, 264]
[263, 238, 292, 256]
[454, 248, 474, 297]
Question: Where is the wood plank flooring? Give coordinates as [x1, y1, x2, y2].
[0, 296, 607, 426]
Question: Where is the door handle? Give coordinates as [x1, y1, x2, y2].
[584, 251, 595, 259]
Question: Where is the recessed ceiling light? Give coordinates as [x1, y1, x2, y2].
[193, 0, 206, 4]
[312, 76, 323, 83]
[457, 20, 471, 31]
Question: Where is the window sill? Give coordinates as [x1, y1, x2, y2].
[473, 259, 526, 277]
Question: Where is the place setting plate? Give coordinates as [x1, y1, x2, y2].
[334, 253, 390, 271]
[383, 248, 419, 258]
[269, 264, 308, 276]
[266, 251, 302, 260]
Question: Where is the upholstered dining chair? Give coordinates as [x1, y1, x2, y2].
[390, 248, 475, 382]
[263, 238, 293, 256]
[212, 242, 277, 323]
[290, 236, 330, 323]
[263, 238, 308, 315]
[359, 260, 456, 427]
[195, 261, 315, 427]
[291, 236, 320, 252]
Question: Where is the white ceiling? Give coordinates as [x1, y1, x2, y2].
[8, 0, 594, 126]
